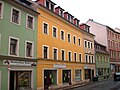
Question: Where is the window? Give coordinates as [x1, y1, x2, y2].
[78, 38, 80, 46]
[91, 42, 93, 49]
[73, 36, 76, 44]
[84, 40, 87, 48]
[43, 45, 49, 59]
[53, 48, 58, 60]
[85, 54, 88, 63]
[26, 14, 34, 30]
[74, 52, 77, 62]
[67, 33, 71, 43]
[52, 26, 57, 38]
[92, 56, 94, 63]
[0, 1, 4, 19]
[68, 51, 72, 61]
[46, 0, 49, 8]
[11, 7, 21, 24]
[61, 49, 65, 61]
[89, 55, 91, 63]
[61, 30, 65, 40]
[43, 22, 48, 34]
[51, 4, 54, 11]
[59, 9, 63, 17]
[26, 41, 33, 57]
[9, 37, 19, 56]
[79, 53, 82, 62]
[88, 41, 90, 48]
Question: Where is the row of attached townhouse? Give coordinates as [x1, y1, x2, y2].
[87, 19, 120, 73]
[0, 0, 113, 90]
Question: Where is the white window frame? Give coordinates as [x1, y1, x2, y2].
[78, 37, 81, 46]
[61, 49, 66, 61]
[0, 1, 4, 19]
[68, 50, 72, 61]
[91, 42, 93, 49]
[74, 52, 77, 62]
[73, 35, 76, 44]
[85, 54, 88, 63]
[52, 26, 58, 38]
[25, 40, 34, 58]
[26, 14, 35, 30]
[60, 30, 65, 41]
[42, 45, 49, 59]
[88, 41, 90, 49]
[10, 7, 21, 25]
[79, 53, 82, 62]
[42, 21, 49, 35]
[8, 36, 19, 57]
[67, 32, 71, 43]
[52, 47, 58, 60]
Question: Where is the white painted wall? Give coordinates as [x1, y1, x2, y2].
[86, 20, 108, 48]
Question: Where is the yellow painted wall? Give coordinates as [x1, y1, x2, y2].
[37, 6, 95, 89]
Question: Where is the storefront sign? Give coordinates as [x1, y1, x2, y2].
[53, 64, 66, 69]
[3, 60, 36, 66]
[84, 65, 89, 69]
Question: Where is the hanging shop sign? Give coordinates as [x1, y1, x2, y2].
[53, 64, 66, 69]
[3, 60, 36, 66]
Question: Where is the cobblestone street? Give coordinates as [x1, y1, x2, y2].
[71, 79, 120, 90]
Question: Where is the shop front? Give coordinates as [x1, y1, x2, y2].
[62, 70, 71, 84]
[75, 69, 82, 81]
[1, 59, 37, 90]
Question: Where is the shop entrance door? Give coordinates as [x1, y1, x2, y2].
[85, 69, 91, 80]
[44, 70, 57, 90]
[62, 70, 71, 84]
[9, 71, 32, 90]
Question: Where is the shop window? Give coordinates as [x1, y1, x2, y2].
[43, 22, 49, 34]
[68, 51, 72, 61]
[67, 33, 71, 43]
[0, 1, 4, 19]
[26, 14, 34, 30]
[75, 69, 81, 81]
[26, 41, 33, 57]
[43, 45, 49, 59]
[52, 26, 57, 38]
[62, 70, 71, 83]
[53, 48, 58, 60]
[10, 71, 31, 90]
[11, 7, 21, 24]
[9, 37, 19, 56]
[61, 30, 65, 40]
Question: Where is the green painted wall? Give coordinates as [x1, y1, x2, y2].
[0, 0, 38, 90]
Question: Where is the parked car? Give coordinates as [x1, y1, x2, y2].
[114, 72, 120, 81]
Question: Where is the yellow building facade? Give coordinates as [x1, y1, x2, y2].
[36, 0, 95, 90]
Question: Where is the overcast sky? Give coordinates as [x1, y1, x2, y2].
[33, 0, 120, 29]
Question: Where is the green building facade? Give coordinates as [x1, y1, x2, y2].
[95, 41, 110, 80]
[0, 0, 38, 90]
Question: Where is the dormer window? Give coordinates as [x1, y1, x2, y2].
[59, 9, 63, 16]
[46, 0, 49, 9]
[51, 4, 54, 11]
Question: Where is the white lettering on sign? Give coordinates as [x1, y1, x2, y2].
[3, 60, 36, 66]
[53, 64, 66, 69]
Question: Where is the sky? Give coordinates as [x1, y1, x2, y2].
[33, 0, 120, 29]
